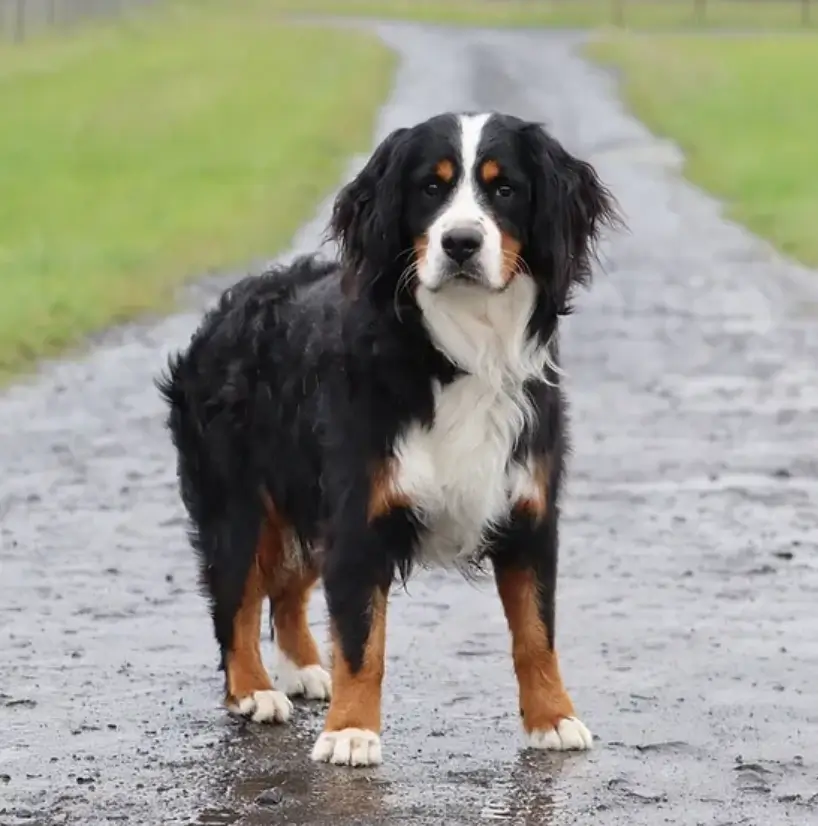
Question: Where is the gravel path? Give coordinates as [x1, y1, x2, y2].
[2, 22, 817, 826]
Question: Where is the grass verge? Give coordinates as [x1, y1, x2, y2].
[273, 0, 816, 30]
[0, 0, 394, 382]
[589, 34, 818, 268]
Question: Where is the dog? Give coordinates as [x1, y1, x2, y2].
[158, 111, 619, 768]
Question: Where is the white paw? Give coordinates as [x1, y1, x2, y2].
[527, 717, 593, 751]
[310, 728, 382, 767]
[274, 655, 332, 700]
[227, 689, 293, 724]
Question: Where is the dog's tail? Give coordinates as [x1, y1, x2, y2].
[156, 353, 268, 668]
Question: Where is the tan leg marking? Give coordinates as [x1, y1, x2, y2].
[271, 569, 321, 667]
[311, 590, 387, 766]
[224, 556, 272, 705]
[257, 491, 330, 700]
[495, 567, 575, 732]
[222, 492, 300, 722]
[270, 565, 332, 701]
[324, 589, 386, 733]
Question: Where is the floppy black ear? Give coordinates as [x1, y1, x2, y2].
[330, 127, 410, 295]
[521, 123, 620, 309]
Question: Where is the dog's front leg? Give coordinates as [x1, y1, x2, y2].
[311, 583, 388, 767]
[311, 511, 409, 767]
[491, 509, 593, 752]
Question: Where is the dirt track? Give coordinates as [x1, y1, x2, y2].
[2, 22, 818, 826]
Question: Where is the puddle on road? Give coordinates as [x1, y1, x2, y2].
[191, 711, 593, 826]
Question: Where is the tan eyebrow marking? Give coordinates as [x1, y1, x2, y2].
[435, 159, 455, 183]
[480, 160, 501, 183]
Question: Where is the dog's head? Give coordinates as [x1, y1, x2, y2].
[331, 112, 619, 311]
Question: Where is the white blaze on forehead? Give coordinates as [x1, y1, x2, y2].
[417, 112, 505, 291]
[457, 112, 492, 186]
[441, 112, 490, 232]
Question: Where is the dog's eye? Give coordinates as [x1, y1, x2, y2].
[495, 184, 514, 199]
[423, 181, 441, 197]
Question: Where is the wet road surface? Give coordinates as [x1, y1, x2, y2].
[3, 21, 818, 826]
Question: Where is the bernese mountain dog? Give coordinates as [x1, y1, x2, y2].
[158, 111, 619, 767]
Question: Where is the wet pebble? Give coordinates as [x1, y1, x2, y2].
[256, 789, 283, 806]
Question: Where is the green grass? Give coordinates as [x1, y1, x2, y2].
[273, 0, 816, 30]
[589, 34, 818, 267]
[0, 0, 394, 382]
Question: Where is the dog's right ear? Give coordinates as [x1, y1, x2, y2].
[330, 127, 410, 296]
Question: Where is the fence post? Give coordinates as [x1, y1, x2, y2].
[695, 0, 707, 25]
[802, 0, 811, 26]
[612, 0, 624, 27]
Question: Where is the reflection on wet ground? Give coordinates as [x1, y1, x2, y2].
[198, 693, 571, 826]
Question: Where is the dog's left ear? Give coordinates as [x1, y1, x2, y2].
[330, 127, 411, 296]
[521, 123, 620, 308]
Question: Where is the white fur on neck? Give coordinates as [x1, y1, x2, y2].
[416, 275, 549, 385]
[394, 274, 553, 566]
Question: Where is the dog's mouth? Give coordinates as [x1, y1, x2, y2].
[441, 271, 510, 294]
[451, 268, 482, 284]
[426, 262, 503, 293]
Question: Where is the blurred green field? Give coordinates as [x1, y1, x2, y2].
[3, 0, 816, 383]
[274, 0, 816, 29]
[0, 0, 393, 382]
[590, 34, 818, 268]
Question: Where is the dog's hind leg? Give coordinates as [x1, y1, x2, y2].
[255, 492, 331, 701]
[223, 560, 292, 724]
[198, 496, 293, 725]
[268, 567, 332, 701]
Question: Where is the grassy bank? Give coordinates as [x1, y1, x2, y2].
[0, 1, 393, 382]
[274, 0, 816, 30]
[589, 35, 818, 268]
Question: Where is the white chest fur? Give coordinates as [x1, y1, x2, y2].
[393, 276, 554, 566]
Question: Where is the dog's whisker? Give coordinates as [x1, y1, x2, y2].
[360, 246, 416, 292]
[394, 261, 418, 321]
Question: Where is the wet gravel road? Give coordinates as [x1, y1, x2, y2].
[3, 22, 818, 826]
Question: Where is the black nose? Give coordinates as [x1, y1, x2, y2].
[441, 228, 482, 265]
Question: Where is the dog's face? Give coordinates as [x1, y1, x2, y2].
[404, 113, 531, 292]
[331, 112, 617, 309]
